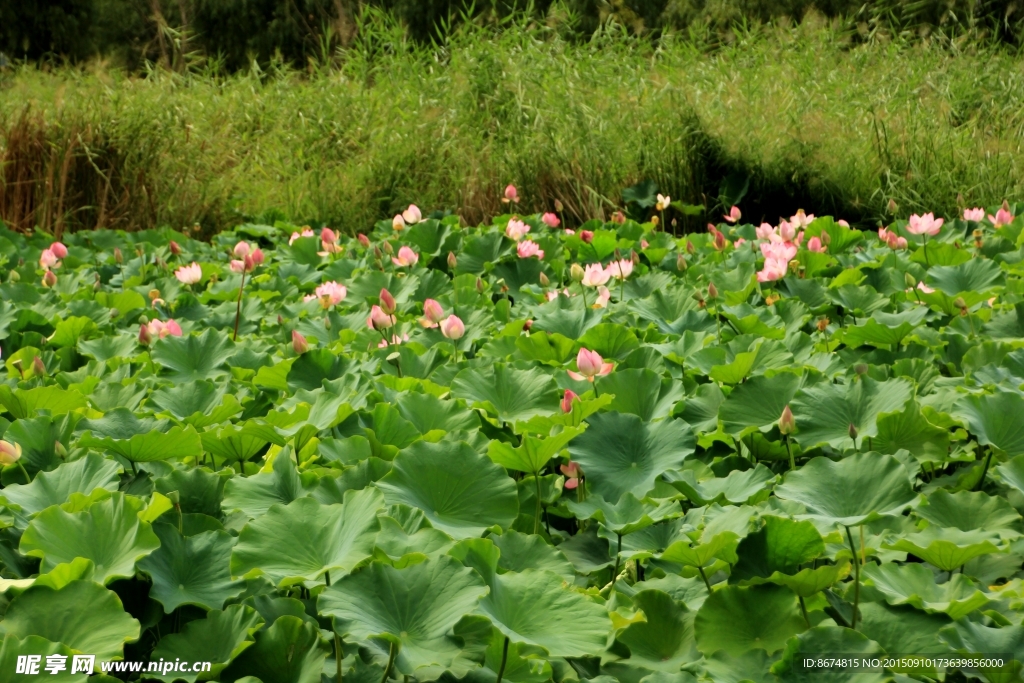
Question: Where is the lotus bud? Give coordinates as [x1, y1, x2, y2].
[554, 199, 564, 212]
[612, 211, 626, 225]
[383, 241, 394, 255]
[54, 441, 68, 460]
[686, 241, 696, 254]
[373, 247, 383, 260]
[954, 296, 968, 312]
[0, 440, 22, 466]
[476, 278, 484, 293]
[292, 330, 309, 354]
[631, 250, 640, 266]
[1003, 199, 1011, 212]
[358, 233, 371, 248]
[277, 315, 284, 325]
[523, 319, 533, 331]
[504, 184, 519, 203]
[539, 272, 550, 286]
[779, 406, 796, 435]
[580, 230, 594, 244]
[672, 218, 678, 229]
[250, 248, 265, 266]
[561, 389, 579, 414]
[570, 263, 585, 282]
[887, 198, 898, 214]
[50, 242, 68, 259]
[114, 247, 123, 264]
[138, 323, 152, 345]
[42, 270, 57, 287]
[816, 317, 829, 333]
[379, 288, 397, 315]
[149, 289, 161, 301]
[848, 423, 858, 440]
[9, 270, 19, 282]
[707, 282, 718, 299]
[440, 314, 465, 340]
[93, 277, 101, 292]
[904, 272, 917, 288]
[32, 356, 45, 377]
[692, 291, 705, 304]
[447, 252, 457, 270]
[677, 254, 687, 271]
[169, 241, 182, 256]
[651, 216, 659, 227]
[139, 315, 149, 325]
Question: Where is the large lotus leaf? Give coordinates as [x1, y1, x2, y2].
[595, 369, 684, 421]
[80, 425, 202, 463]
[532, 296, 605, 339]
[221, 452, 317, 519]
[153, 466, 229, 517]
[0, 385, 88, 420]
[20, 492, 161, 584]
[916, 489, 1021, 538]
[694, 584, 805, 657]
[151, 329, 235, 382]
[663, 464, 775, 505]
[231, 488, 382, 586]
[884, 527, 1001, 573]
[487, 425, 584, 475]
[939, 621, 1024, 683]
[138, 524, 244, 612]
[702, 650, 775, 683]
[377, 441, 518, 539]
[374, 514, 454, 567]
[567, 492, 681, 536]
[578, 323, 641, 360]
[148, 379, 240, 425]
[2, 580, 141, 659]
[997, 454, 1024, 497]
[615, 589, 700, 672]
[557, 528, 615, 574]
[78, 333, 137, 362]
[860, 562, 989, 619]
[954, 391, 1024, 457]
[873, 400, 950, 463]
[286, 349, 346, 392]
[730, 516, 823, 583]
[770, 626, 887, 683]
[478, 569, 610, 657]
[773, 453, 917, 526]
[925, 257, 1005, 297]
[0, 453, 121, 526]
[450, 364, 560, 424]
[515, 331, 577, 365]
[201, 420, 286, 463]
[789, 378, 914, 449]
[718, 373, 805, 436]
[567, 412, 694, 502]
[394, 392, 480, 434]
[3, 414, 78, 476]
[857, 602, 952, 673]
[0, 634, 85, 683]
[149, 605, 263, 682]
[219, 615, 330, 683]
[490, 530, 574, 581]
[318, 557, 488, 675]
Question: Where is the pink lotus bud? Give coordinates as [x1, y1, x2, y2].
[49, 242, 68, 259]
[580, 230, 594, 244]
[539, 272, 550, 286]
[321, 228, 338, 245]
[114, 247, 123, 264]
[369, 305, 396, 330]
[292, 330, 309, 354]
[440, 314, 465, 340]
[393, 214, 406, 231]
[560, 461, 581, 488]
[139, 323, 152, 345]
[779, 405, 795, 435]
[243, 254, 255, 272]
[32, 356, 45, 377]
[250, 248, 265, 266]
[447, 252, 457, 269]
[707, 282, 718, 299]
[379, 288, 397, 314]
[503, 185, 519, 203]
[358, 233, 371, 248]
[568, 348, 613, 382]
[42, 270, 57, 287]
[713, 231, 727, 250]
[542, 212, 560, 228]
[0, 440, 22, 466]
[422, 299, 444, 327]
[611, 211, 626, 225]
[523, 319, 533, 331]
[561, 389, 579, 413]
[233, 241, 251, 258]
[402, 205, 422, 224]
[807, 237, 826, 253]
[169, 241, 182, 256]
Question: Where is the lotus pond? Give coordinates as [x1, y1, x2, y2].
[1, 199, 1024, 682]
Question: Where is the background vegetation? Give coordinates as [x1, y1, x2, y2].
[1, 3, 1024, 235]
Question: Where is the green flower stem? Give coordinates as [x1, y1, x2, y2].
[16, 461, 30, 483]
[975, 447, 994, 492]
[784, 435, 795, 471]
[799, 596, 810, 627]
[580, 284, 588, 309]
[533, 474, 542, 536]
[495, 636, 510, 683]
[611, 534, 622, 589]
[697, 565, 712, 592]
[380, 641, 396, 683]
[845, 525, 861, 630]
[335, 632, 344, 683]
[233, 269, 247, 341]
[922, 233, 930, 267]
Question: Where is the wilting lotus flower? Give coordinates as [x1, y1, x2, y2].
[964, 208, 986, 222]
[147, 319, 183, 340]
[368, 305, 396, 330]
[315, 281, 347, 308]
[594, 286, 611, 308]
[568, 348, 613, 382]
[420, 299, 444, 328]
[42, 270, 58, 287]
[506, 219, 530, 241]
[39, 249, 58, 270]
[806, 237, 826, 253]
[440, 315, 465, 340]
[392, 246, 419, 267]
[175, 262, 202, 285]
[561, 389, 579, 414]
[724, 206, 742, 223]
[606, 259, 633, 280]
[656, 194, 671, 211]
[402, 204, 422, 224]
[517, 240, 544, 259]
[49, 242, 68, 259]
[906, 213, 944, 236]
[989, 207, 1014, 228]
[915, 282, 936, 294]
[503, 185, 519, 203]
[581, 263, 611, 287]
[0, 439, 23, 466]
[560, 461, 582, 489]
[579, 230, 594, 243]
[542, 212, 560, 228]
[289, 228, 315, 245]
[292, 330, 309, 354]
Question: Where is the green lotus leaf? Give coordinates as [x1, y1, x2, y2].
[49, 316, 98, 348]
[148, 380, 242, 427]
[828, 285, 890, 317]
[532, 296, 605, 339]
[595, 369, 684, 421]
[487, 425, 584, 475]
[926, 257, 1005, 297]
[567, 412, 694, 502]
[954, 391, 1024, 456]
[663, 464, 775, 506]
[150, 328, 235, 382]
[374, 514, 454, 567]
[3, 580, 140, 659]
[318, 557, 489, 675]
[221, 452, 317, 519]
[491, 530, 574, 581]
[997, 454, 1024, 497]
[701, 650, 775, 683]
[450, 364, 560, 424]
[20, 492, 161, 584]
[675, 382, 724, 434]
[556, 528, 614, 574]
[567, 492, 680, 536]
[78, 333, 137, 361]
[659, 531, 739, 569]
[789, 378, 914, 449]
[478, 569, 610, 657]
[2, 414, 78, 476]
[153, 466, 229, 518]
[873, 400, 950, 463]
[578, 323, 641, 360]
[857, 602, 952, 674]
[148, 605, 264, 683]
[730, 516, 823, 582]
[884, 527, 1001, 573]
[916, 489, 1021, 539]
[840, 317, 919, 349]
[394, 392, 480, 435]
[80, 425, 202, 463]
[461, 628, 553, 683]
[770, 626, 886, 683]
[0, 453, 121, 527]
[0, 634, 86, 683]
[694, 584, 805, 657]
[0, 385, 89, 420]
[773, 453, 918, 526]
[515, 332, 576, 365]
[751, 563, 849, 597]
[138, 524, 244, 612]
[218, 615, 330, 683]
[860, 562, 989, 619]
[939, 620, 1024, 683]
[718, 373, 805, 436]
[377, 440, 518, 539]
[615, 589, 700, 673]
[200, 420, 286, 463]
[231, 488, 382, 586]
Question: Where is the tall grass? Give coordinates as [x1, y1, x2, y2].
[2, 15, 1024, 235]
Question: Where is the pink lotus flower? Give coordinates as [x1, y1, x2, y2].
[895, 237, 908, 250]
[907, 213, 944, 236]
[292, 330, 309, 354]
[593, 286, 611, 308]
[420, 299, 444, 328]
[605, 259, 633, 280]
[402, 205, 422, 225]
[392, 246, 419, 267]
[440, 315, 465, 340]
[735, 238, 747, 247]
[39, 249, 58, 270]
[506, 219, 530, 241]
[779, 221, 797, 242]
[755, 223, 775, 240]
[581, 263, 611, 288]
[568, 348, 613, 382]
[964, 208, 986, 222]
[640, 239, 649, 249]
[546, 289, 572, 301]
[561, 389, 579, 414]
[878, 227, 893, 242]
[289, 228, 315, 245]
[580, 230, 594, 244]
[838, 220, 850, 227]
[315, 281, 347, 308]
[368, 305, 396, 330]
[49, 242, 68, 259]
[988, 207, 1014, 228]
[542, 212, 560, 228]
[757, 258, 789, 283]
[503, 185, 519, 203]
[175, 262, 202, 285]
[724, 206, 742, 223]
[760, 240, 797, 263]
[517, 240, 544, 259]
[564, 229, 575, 236]
[147, 319, 182, 339]
[0, 440, 22, 466]
[560, 461, 581, 489]
[42, 270, 57, 287]
[916, 282, 935, 294]
[790, 209, 815, 229]
[358, 233, 371, 248]
[806, 237, 827, 253]
[378, 333, 410, 348]
[393, 214, 406, 231]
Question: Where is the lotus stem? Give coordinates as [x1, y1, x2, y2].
[495, 636, 510, 683]
[697, 565, 712, 592]
[784, 435, 795, 471]
[233, 269, 246, 341]
[975, 447, 994, 492]
[922, 233, 930, 267]
[335, 632, 344, 683]
[580, 284, 588, 309]
[380, 642, 396, 683]
[325, 571, 331, 586]
[611, 534, 622, 589]
[799, 596, 810, 627]
[845, 525, 861, 630]
[533, 475, 542, 536]
[16, 461, 30, 483]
